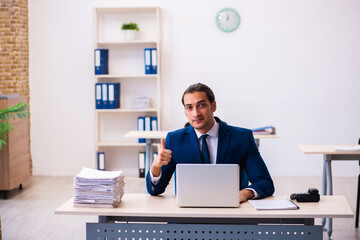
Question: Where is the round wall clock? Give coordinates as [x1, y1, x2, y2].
[215, 8, 240, 32]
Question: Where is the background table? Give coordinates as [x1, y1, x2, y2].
[56, 193, 353, 240]
[299, 145, 360, 238]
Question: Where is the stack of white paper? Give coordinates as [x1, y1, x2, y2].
[73, 167, 125, 208]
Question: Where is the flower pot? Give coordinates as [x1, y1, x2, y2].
[124, 30, 136, 41]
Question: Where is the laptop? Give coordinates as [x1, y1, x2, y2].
[176, 164, 240, 207]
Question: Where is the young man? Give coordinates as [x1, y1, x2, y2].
[146, 83, 274, 202]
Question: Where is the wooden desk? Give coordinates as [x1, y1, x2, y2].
[125, 130, 279, 175]
[56, 193, 353, 240]
[299, 145, 360, 238]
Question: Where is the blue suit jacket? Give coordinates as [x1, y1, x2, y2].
[146, 118, 275, 199]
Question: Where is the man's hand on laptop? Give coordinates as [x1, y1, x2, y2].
[239, 189, 254, 203]
[151, 139, 172, 177]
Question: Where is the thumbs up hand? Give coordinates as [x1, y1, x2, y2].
[151, 138, 172, 177]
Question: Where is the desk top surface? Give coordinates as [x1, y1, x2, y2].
[125, 131, 280, 140]
[55, 194, 353, 219]
[299, 145, 360, 155]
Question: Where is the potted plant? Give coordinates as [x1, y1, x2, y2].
[0, 102, 29, 150]
[121, 22, 140, 41]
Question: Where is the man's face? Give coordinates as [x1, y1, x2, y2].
[183, 91, 216, 134]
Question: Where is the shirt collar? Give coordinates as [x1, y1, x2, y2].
[194, 120, 219, 139]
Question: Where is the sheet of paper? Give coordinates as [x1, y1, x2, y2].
[248, 199, 299, 210]
[75, 167, 124, 180]
[333, 145, 360, 151]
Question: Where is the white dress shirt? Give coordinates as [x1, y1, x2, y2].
[194, 121, 219, 164]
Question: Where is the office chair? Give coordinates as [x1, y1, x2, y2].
[356, 138, 360, 228]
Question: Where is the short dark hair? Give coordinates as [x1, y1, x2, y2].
[181, 83, 215, 105]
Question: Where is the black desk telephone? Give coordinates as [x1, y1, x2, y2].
[290, 188, 320, 202]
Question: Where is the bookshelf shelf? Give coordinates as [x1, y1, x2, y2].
[96, 40, 158, 45]
[96, 108, 159, 113]
[95, 74, 158, 79]
[93, 7, 162, 175]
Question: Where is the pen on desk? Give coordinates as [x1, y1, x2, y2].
[289, 199, 300, 209]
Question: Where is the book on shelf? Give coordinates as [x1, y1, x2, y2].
[137, 116, 159, 142]
[145, 116, 151, 131]
[137, 117, 146, 143]
[95, 83, 120, 109]
[252, 126, 276, 135]
[151, 48, 157, 74]
[151, 117, 158, 131]
[101, 83, 108, 109]
[144, 48, 157, 75]
[144, 48, 151, 74]
[97, 152, 105, 171]
[138, 152, 145, 178]
[94, 49, 109, 75]
[95, 83, 102, 109]
[108, 83, 120, 109]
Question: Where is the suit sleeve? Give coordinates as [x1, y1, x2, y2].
[244, 132, 275, 198]
[146, 134, 176, 195]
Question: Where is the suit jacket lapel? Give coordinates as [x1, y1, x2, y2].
[185, 126, 203, 163]
[216, 120, 231, 164]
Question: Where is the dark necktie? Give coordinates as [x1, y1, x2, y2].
[201, 134, 210, 164]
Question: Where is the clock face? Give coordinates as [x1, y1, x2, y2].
[216, 8, 240, 32]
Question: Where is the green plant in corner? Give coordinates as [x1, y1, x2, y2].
[121, 22, 140, 31]
[0, 102, 29, 150]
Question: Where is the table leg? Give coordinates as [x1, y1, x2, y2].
[326, 157, 333, 195]
[149, 141, 154, 169]
[325, 155, 333, 239]
[321, 156, 327, 228]
[145, 139, 153, 177]
[356, 165, 360, 228]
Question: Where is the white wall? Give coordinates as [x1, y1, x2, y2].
[29, 0, 360, 177]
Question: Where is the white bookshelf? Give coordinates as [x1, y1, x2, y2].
[93, 7, 161, 175]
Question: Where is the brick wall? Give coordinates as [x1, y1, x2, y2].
[0, 0, 29, 97]
[0, 0, 31, 174]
